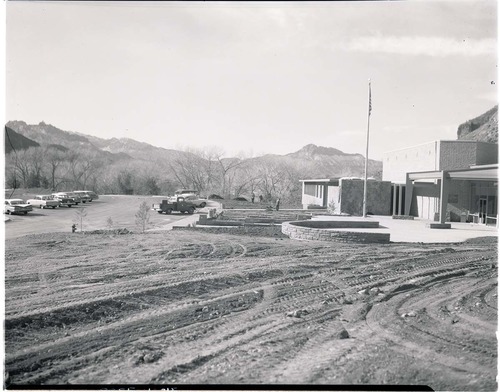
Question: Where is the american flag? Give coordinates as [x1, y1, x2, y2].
[368, 81, 372, 116]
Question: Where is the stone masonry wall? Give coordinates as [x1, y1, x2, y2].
[282, 222, 390, 244]
[339, 179, 392, 216]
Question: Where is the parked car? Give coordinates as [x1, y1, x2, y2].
[27, 195, 60, 209]
[184, 194, 208, 208]
[65, 192, 82, 205]
[86, 191, 99, 200]
[73, 190, 96, 202]
[4, 199, 33, 215]
[52, 192, 77, 207]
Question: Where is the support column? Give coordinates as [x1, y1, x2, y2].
[439, 171, 450, 224]
[392, 185, 397, 215]
[405, 174, 413, 216]
[398, 184, 403, 216]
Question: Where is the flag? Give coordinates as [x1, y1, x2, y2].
[368, 81, 372, 116]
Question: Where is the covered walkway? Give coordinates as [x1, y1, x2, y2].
[405, 164, 498, 226]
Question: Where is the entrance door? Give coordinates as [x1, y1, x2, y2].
[479, 198, 487, 224]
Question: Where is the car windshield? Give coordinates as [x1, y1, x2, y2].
[9, 200, 22, 205]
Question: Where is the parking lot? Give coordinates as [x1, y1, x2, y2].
[4, 195, 196, 239]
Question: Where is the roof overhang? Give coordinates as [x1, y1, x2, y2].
[408, 165, 498, 182]
[299, 178, 340, 186]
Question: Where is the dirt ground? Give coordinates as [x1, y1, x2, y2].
[4, 221, 497, 390]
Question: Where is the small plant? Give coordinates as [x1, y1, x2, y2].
[74, 207, 88, 233]
[327, 200, 337, 214]
[106, 217, 114, 229]
[135, 201, 151, 233]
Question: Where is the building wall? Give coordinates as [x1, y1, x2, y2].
[383, 141, 439, 183]
[327, 186, 340, 213]
[475, 143, 499, 165]
[439, 141, 493, 170]
[339, 179, 392, 216]
[383, 140, 498, 183]
[302, 183, 326, 208]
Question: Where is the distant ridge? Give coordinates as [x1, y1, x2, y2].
[6, 121, 383, 180]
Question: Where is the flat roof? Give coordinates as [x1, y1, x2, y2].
[299, 179, 339, 183]
[383, 139, 497, 155]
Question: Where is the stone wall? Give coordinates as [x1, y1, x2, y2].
[282, 221, 390, 244]
[339, 179, 392, 216]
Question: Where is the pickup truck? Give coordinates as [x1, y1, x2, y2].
[5, 199, 33, 215]
[152, 196, 196, 215]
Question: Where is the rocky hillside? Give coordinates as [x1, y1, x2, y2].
[457, 105, 498, 143]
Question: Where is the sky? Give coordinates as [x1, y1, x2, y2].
[5, 0, 498, 160]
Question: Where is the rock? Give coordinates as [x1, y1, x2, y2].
[286, 309, 309, 318]
[143, 353, 155, 363]
[407, 311, 417, 317]
[369, 287, 381, 294]
[338, 328, 350, 339]
[358, 289, 368, 295]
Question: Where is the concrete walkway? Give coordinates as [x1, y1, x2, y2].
[311, 214, 497, 243]
[150, 205, 498, 243]
[372, 215, 497, 243]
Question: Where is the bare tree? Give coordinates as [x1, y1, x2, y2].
[44, 147, 68, 190]
[74, 207, 88, 233]
[135, 201, 151, 233]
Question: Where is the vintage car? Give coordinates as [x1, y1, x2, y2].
[27, 195, 60, 209]
[4, 199, 33, 215]
[73, 190, 95, 202]
[64, 192, 82, 204]
[183, 194, 208, 208]
[52, 192, 77, 207]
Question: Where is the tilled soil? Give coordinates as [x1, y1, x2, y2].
[4, 231, 497, 390]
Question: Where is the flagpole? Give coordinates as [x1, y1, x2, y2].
[362, 80, 372, 218]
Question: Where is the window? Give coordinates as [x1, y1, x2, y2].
[304, 184, 316, 196]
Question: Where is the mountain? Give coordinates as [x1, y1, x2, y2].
[83, 134, 187, 163]
[285, 144, 382, 179]
[5, 126, 40, 153]
[6, 121, 383, 184]
[6, 120, 132, 163]
[457, 106, 498, 143]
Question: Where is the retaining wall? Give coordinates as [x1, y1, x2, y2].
[282, 221, 390, 244]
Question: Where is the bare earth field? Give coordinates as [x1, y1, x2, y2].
[3, 196, 498, 390]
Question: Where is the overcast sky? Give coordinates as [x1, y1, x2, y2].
[6, 1, 498, 159]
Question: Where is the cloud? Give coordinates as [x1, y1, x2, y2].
[337, 36, 496, 57]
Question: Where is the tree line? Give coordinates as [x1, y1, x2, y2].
[5, 145, 303, 203]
